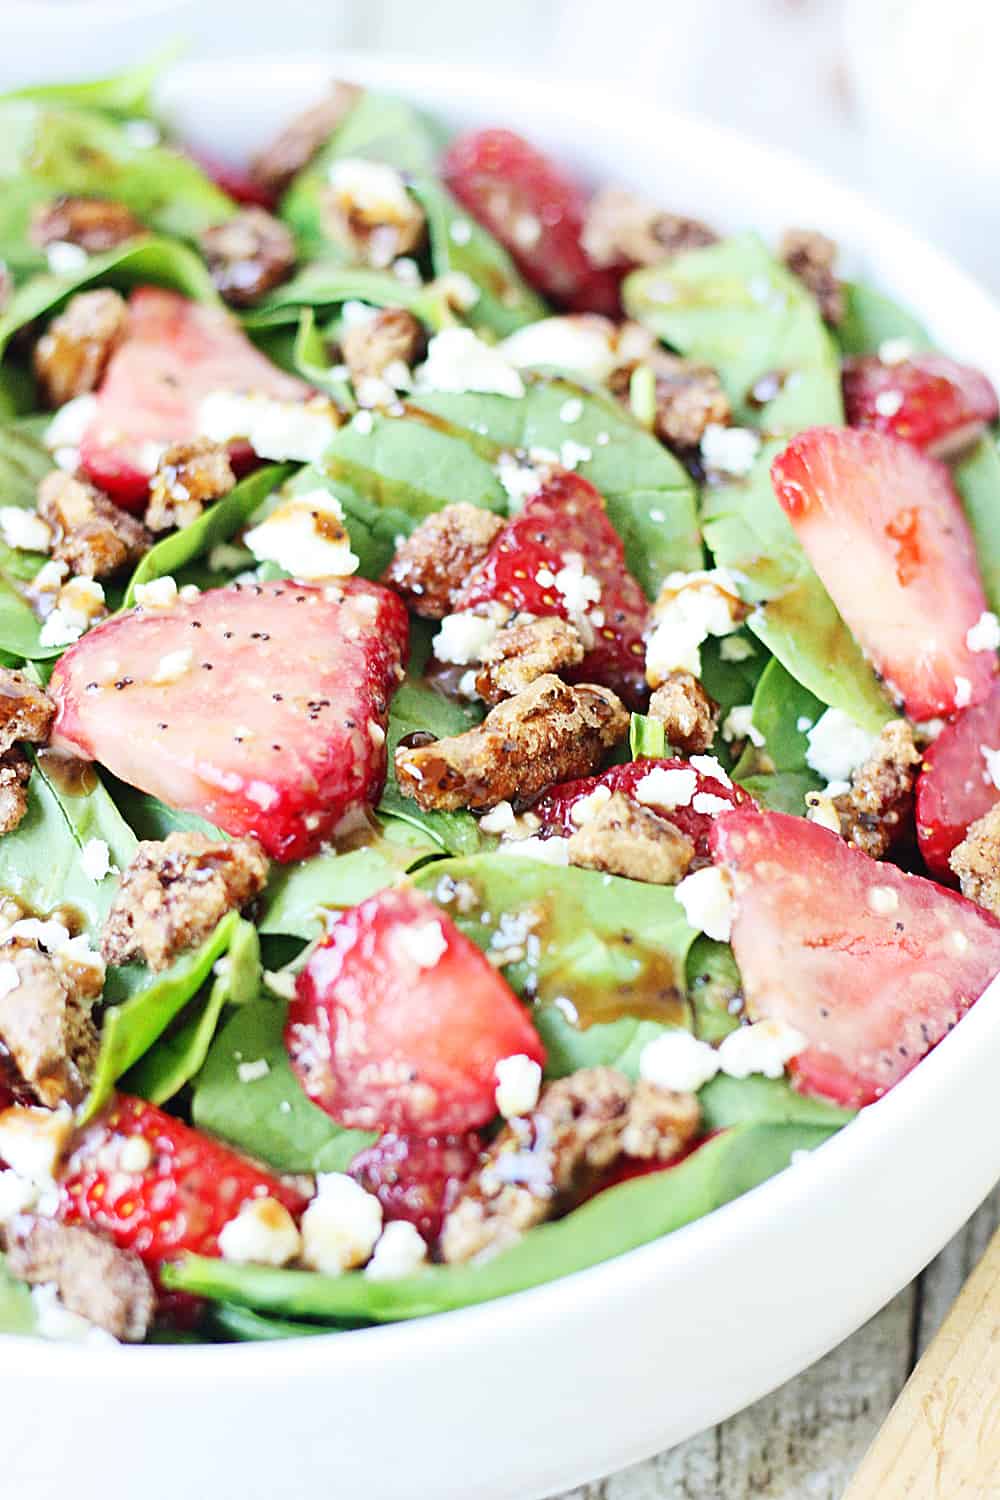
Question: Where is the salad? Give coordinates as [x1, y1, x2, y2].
[0, 59, 999, 1349]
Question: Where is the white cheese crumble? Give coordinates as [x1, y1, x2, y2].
[646, 568, 744, 682]
[416, 328, 525, 398]
[364, 1219, 428, 1280]
[675, 866, 735, 942]
[0, 1106, 74, 1185]
[39, 574, 107, 647]
[495, 452, 548, 511]
[244, 490, 359, 581]
[967, 611, 1000, 652]
[33, 560, 68, 594]
[122, 118, 160, 148]
[218, 1197, 302, 1267]
[151, 647, 193, 685]
[449, 218, 472, 245]
[433, 610, 503, 666]
[299, 1173, 383, 1275]
[500, 317, 618, 382]
[236, 1058, 271, 1084]
[394, 920, 448, 971]
[716, 1019, 806, 1080]
[134, 575, 179, 609]
[692, 792, 732, 816]
[393, 257, 421, 286]
[553, 554, 601, 617]
[198, 391, 338, 464]
[46, 241, 88, 275]
[495, 1054, 543, 1119]
[796, 715, 814, 733]
[501, 835, 571, 866]
[639, 1030, 720, 1093]
[805, 708, 877, 785]
[569, 784, 613, 826]
[559, 397, 584, 424]
[689, 754, 732, 787]
[981, 744, 1000, 789]
[0, 1168, 39, 1223]
[44, 394, 97, 451]
[722, 704, 765, 747]
[479, 800, 517, 834]
[720, 635, 755, 663]
[700, 424, 761, 478]
[32, 1283, 115, 1346]
[634, 766, 697, 811]
[79, 838, 114, 882]
[0, 507, 52, 554]
[558, 439, 593, 471]
[328, 158, 417, 252]
[954, 675, 973, 709]
[879, 337, 914, 365]
[874, 389, 904, 418]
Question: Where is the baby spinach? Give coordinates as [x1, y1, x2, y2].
[2, 50, 174, 119]
[699, 1074, 856, 1132]
[242, 262, 430, 331]
[686, 936, 742, 1043]
[327, 407, 507, 520]
[380, 674, 488, 857]
[955, 434, 1000, 619]
[105, 777, 223, 843]
[207, 1304, 348, 1342]
[192, 995, 375, 1172]
[836, 281, 931, 358]
[0, 1254, 38, 1335]
[0, 422, 53, 509]
[163, 1121, 841, 1323]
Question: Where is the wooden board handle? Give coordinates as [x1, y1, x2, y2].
[844, 1223, 1000, 1497]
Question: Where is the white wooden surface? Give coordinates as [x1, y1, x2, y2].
[555, 1185, 1000, 1499]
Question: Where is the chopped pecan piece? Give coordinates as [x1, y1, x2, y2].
[145, 439, 236, 533]
[250, 81, 364, 196]
[198, 208, 296, 307]
[38, 470, 151, 577]
[951, 803, 1000, 917]
[582, 185, 718, 270]
[29, 196, 146, 255]
[394, 674, 628, 812]
[610, 351, 730, 451]
[33, 288, 128, 408]
[648, 670, 719, 754]
[0, 667, 55, 755]
[440, 1067, 700, 1263]
[779, 228, 844, 326]
[0, 750, 31, 836]
[833, 720, 921, 859]
[0, 939, 99, 1107]
[3, 1217, 154, 1342]
[341, 306, 424, 387]
[321, 160, 426, 269]
[566, 790, 694, 884]
[475, 616, 584, 703]
[382, 503, 505, 619]
[101, 831, 270, 972]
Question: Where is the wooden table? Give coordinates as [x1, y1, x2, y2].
[558, 1184, 1000, 1498]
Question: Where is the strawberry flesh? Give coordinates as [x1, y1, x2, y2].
[452, 469, 650, 707]
[711, 809, 1000, 1108]
[79, 285, 309, 509]
[349, 1130, 481, 1242]
[49, 577, 408, 862]
[917, 678, 1000, 881]
[843, 352, 999, 458]
[771, 426, 996, 720]
[287, 886, 546, 1135]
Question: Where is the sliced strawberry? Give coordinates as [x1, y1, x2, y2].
[57, 1094, 309, 1270]
[78, 286, 309, 508]
[711, 809, 1000, 1108]
[843, 352, 999, 458]
[287, 886, 545, 1135]
[349, 1130, 480, 1241]
[183, 146, 278, 211]
[534, 756, 754, 863]
[452, 469, 650, 707]
[917, 678, 1000, 880]
[771, 426, 997, 720]
[49, 577, 408, 862]
[441, 127, 620, 315]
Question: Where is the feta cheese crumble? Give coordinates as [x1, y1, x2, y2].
[0, 507, 52, 554]
[39, 577, 106, 647]
[805, 708, 877, 785]
[716, 1019, 806, 1080]
[44, 394, 97, 451]
[244, 490, 359, 580]
[967, 611, 1000, 652]
[495, 1054, 543, 1118]
[495, 452, 547, 511]
[646, 568, 745, 682]
[500, 316, 618, 383]
[0, 1106, 74, 1185]
[198, 391, 338, 464]
[236, 1058, 271, 1084]
[502, 835, 571, 866]
[46, 241, 88, 275]
[634, 766, 697, 811]
[134, 575, 179, 609]
[364, 1220, 428, 1281]
[569, 784, 613, 826]
[722, 704, 765, 747]
[416, 328, 525, 398]
[394, 920, 448, 971]
[874, 389, 904, 418]
[479, 800, 517, 834]
[80, 838, 114, 882]
[433, 610, 504, 666]
[219, 1197, 302, 1267]
[700, 424, 761, 478]
[639, 1030, 720, 1093]
[299, 1173, 383, 1275]
[675, 866, 735, 942]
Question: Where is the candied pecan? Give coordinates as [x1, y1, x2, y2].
[321, 161, 426, 269]
[33, 288, 128, 408]
[648, 671, 719, 754]
[382, 504, 505, 619]
[101, 831, 270, 972]
[0, 667, 55, 755]
[38, 470, 151, 577]
[29, 196, 146, 255]
[0, 750, 31, 836]
[475, 616, 584, 704]
[145, 439, 236, 533]
[833, 720, 921, 859]
[341, 307, 424, 386]
[621, 1080, 701, 1162]
[394, 674, 628, 812]
[779, 228, 844, 325]
[951, 803, 1000, 917]
[0, 938, 99, 1107]
[582, 185, 717, 270]
[566, 790, 694, 884]
[250, 81, 364, 196]
[610, 352, 730, 451]
[198, 208, 296, 307]
[3, 1217, 154, 1342]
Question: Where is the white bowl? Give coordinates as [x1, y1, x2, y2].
[7, 53, 1000, 1500]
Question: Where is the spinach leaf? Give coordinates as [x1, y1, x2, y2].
[955, 434, 1000, 618]
[0, 1254, 37, 1335]
[162, 1121, 841, 1322]
[2, 51, 174, 119]
[685, 936, 742, 1043]
[730, 657, 825, 812]
[327, 407, 507, 520]
[207, 1304, 348, 1342]
[192, 996, 375, 1172]
[105, 777, 223, 842]
[735, 770, 819, 814]
[837, 282, 932, 358]
[0, 422, 53, 509]
[242, 263, 430, 331]
[699, 1073, 855, 1131]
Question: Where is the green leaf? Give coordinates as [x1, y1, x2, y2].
[699, 1073, 856, 1131]
[104, 777, 223, 842]
[2, 49, 177, 119]
[736, 769, 819, 814]
[747, 656, 824, 772]
[162, 1121, 841, 1323]
[0, 422, 53, 508]
[241, 262, 429, 331]
[207, 1304, 349, 1342]
[380, 672, 488, 856]
[0, 1254, 37, 1335]
[327, 407, 507, 521]
[836, 281, 932, 358]
[685, 936, 742, 1043]
[192, 996, 375, 1172]
[629, 713, 666, 759]
[415, 853, 696, 1072]
[84, 911, 240, 1121]
[955, 434, 1000, 618]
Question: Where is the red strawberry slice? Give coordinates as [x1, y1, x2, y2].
[771, 426, 997, 720]
[49, 577, 408, 862]
[917, 678, 1000, 880]
[349, 1130, 480, 1242]
[534, 756, 754, 863]
[287, 886, 546, 1135]
[441, 127, 621, 315]
[78, 286, 309, 509]
[843, 352, 999, 458]
[451, 469, 650, 707]
[183, 146, 279, 211]
[711, 808, 1000, 1108]
[57, 1094, 309, 1271]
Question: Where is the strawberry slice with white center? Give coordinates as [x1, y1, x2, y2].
[450, 469, 650, 707]
[49, 578, 408, 862]
[78, 285, 309, 509]
[711, 808, 1000, 1108]
[771, 426, 997, 720]
[842, 352, 999, 458]
[287, 886, 546, 1135]
[917, 678, 1000, 880]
